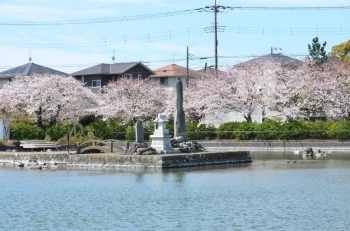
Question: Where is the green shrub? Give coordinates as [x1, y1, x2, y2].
[143, 122, 155, 141]
[0, 140, 5, 147]
[125, 126, 135, 141]
[235, 122, 257, 140]
[217, 122, 241, 139]
[280, 120, 310, 140]
[107, 121, 127, 140]
[185, 122, 217, 140]
[10, 123, 45, 140]
[46, 124, 71, 141]
[85, 121, 110, 139]
[307, 120, 332, 139]
[255, 120, 282, 140]
[326, 121, 350, 140]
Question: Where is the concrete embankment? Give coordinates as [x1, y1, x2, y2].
[0, 151, 251, 169]
[200, 140, 350, 152]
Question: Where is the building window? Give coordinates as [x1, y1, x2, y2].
[124, 73, 132, 78]
[92, 80, 101, 88]
[160, 77, 168, 86]
[138, 74, 142, 79]
[81, 75, 85, 83]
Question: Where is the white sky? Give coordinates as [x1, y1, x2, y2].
[1, 0, 349, 73]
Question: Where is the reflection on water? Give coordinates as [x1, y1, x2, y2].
[1, 152, 350, 231]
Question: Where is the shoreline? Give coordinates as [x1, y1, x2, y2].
[200, 140, 350, 152]
[0, 151, 252, 169]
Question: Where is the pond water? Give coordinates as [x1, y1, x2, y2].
[1, 152, 350, 231]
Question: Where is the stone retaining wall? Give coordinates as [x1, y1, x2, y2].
[0, 151, 251, 169]
[200, 140, 350, 152]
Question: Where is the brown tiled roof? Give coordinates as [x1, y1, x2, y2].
[151, 64, 202, 78]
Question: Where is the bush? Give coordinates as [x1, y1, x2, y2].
[46, 124, 71, 141]
[307, 120, 332, 139]
[10, 123, 45, 140]
[185, 122, 217, 140]
[255, 120, 282, 140]
[85, 121, 109, 139]
[326, 121, 350, 140]
[125, 126, 135, 141]
[235, 122, 257, 140]
[107, 121, 127, 140]
[280, 120, 310, 140]
[217, 122, 241, 139]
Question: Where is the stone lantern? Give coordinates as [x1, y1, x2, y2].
[150, 114, 179, 154]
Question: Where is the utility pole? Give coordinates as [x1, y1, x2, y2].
[214, 0, 218, 70]
[186, 46, 189, 87]
[204, 1, 226, 71]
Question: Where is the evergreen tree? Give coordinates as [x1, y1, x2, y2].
[308, 37, 328, 65]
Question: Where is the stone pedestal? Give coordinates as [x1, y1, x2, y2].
[150, 114, 179, 154]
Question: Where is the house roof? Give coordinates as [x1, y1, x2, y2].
[151, 64, 202, 78]
[236, 53, 303, 67]
[197, 66, 225, 75]
[71, 62, 155, 76]
[0, 63, 69, 79]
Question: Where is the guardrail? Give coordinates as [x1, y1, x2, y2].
[20, 140, 60, 149]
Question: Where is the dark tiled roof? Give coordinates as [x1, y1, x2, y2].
[0, 63, 69, 79]
[236, 54, 303, 66]
[71, 62, 155, 76]
[197, 67, 225, 75]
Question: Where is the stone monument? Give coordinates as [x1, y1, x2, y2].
[174, 80, 186, 142]
[135, 121, 144, 143]
[150, 114, 179, 154]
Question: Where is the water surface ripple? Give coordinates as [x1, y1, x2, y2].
[1, 153, 349, 231]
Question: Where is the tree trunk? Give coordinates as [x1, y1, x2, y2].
[244, 114, 252, 123]
[36, 106, 44, 128]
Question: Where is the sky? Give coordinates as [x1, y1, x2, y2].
[0, 0, 349, 74]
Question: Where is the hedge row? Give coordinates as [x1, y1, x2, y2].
[7, 120, 350, 141]
[217, 120, 350, 140]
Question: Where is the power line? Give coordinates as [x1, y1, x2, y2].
[223, 6, 350, 10]
[0, 0, 192, 16]
[2, 5, 349, 26]
[1, 26, 348, 49]
[0, 53, 308, 70]
[0, 8, 202, 26]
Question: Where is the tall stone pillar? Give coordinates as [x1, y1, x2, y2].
[135, 121, 144, 143]
[174, 80, 186, 142]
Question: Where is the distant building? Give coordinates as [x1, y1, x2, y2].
[71, 62, 155, 91]
[197, 66, 226, 76]
[235, 53, 303, 68]
[0, 63, 68, 88]
[150, 64, 203, 88]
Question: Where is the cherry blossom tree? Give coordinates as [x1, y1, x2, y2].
[323, 64, 350, 120]
[97, 77, 172, 124]
[185, 62, 281, 123]
[1, 75, 99, 129]
[0, 87, 20, 140]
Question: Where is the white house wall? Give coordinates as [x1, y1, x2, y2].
[0, 119, 4, 140]
[205, 108, 263, 127]
[151, 77, 187, 88]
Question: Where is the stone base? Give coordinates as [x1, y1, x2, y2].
[150, 135, 178, 154]
[0, 151, 252, 169]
